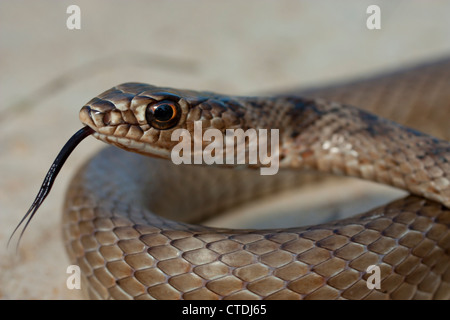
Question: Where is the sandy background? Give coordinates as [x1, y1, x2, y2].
[0, 0, 449, 299]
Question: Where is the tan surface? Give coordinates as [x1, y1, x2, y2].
[0, 1, 449, 299]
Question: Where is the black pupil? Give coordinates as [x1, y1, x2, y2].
[153, 104, 173, 122]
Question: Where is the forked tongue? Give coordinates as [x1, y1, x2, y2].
[8, 126, 94, 250]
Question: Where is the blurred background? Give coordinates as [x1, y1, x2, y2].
[0, 0, 449, 299]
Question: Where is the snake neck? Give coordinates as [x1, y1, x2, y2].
[233, 95, 450, 208]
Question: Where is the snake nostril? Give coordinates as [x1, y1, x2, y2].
[79, 105, 97, 127]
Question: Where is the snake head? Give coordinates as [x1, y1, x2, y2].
[79, 83, 246, 158]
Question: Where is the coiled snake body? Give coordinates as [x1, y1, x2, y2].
[22, 59, 450, 299]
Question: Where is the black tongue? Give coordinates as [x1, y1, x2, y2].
[9, 126, 94, 250]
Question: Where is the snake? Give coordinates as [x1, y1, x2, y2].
[16, 58, 450, 300]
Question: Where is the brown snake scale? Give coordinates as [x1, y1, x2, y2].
[62, 59, 450, 300]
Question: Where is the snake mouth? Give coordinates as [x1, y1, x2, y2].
[93, 132, 171, 159]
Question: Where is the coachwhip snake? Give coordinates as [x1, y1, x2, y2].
[17, 58, 450, 299]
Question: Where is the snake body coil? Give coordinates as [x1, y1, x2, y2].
[25, 59, 450, 299]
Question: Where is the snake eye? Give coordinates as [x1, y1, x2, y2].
[145, 100, 181, 130]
